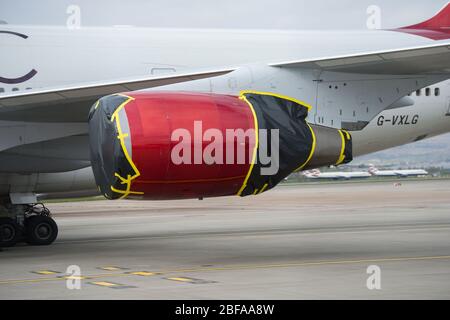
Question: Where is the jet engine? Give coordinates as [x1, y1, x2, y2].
[88, 91, 352, 200]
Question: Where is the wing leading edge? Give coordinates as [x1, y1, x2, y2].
[0, 67, 234, 122]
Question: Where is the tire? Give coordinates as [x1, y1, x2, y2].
[26, 216, 58, 246]
[0, 217, 21, 247]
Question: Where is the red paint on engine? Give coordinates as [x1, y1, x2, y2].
[122, 92, 256, 200]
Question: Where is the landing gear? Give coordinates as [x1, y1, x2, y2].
[0, 203, 58, 247]
[0, 218, 22, 247]
[26, 215, 58, 246]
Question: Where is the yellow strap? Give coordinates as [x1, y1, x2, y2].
[239, 90, 313, 111]
[236, 94, 259, 196]
[258, 183, 269, 194]
[294, 124, 316, 172]
[335, 130, 346, 165]
[110, 95, 143, 199]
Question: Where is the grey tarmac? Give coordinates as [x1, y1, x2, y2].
[0, 179, 449, 299]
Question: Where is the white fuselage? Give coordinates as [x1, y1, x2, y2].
[352, 82, 450, 156]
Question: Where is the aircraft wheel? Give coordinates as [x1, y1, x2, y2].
[0, 217, 21, 247]
[26, 216, 58, 246]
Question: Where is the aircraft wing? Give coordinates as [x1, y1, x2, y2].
[1, 43, 450, 123]
[270, 42, 450, 74]
[0, 67, 234, 122]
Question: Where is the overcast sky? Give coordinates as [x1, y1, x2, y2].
[0, 0, 447, 29]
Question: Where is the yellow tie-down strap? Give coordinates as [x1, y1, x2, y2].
[236, 92, 260, 197]
[294, 123, 316, 172]
[336, 129, 351, 165]
[110, 94, 144, 199]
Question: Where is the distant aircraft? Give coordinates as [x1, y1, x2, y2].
[303, 165, 429, 180]
[302, 169, 371, 180]
[0, 3, 450, 246]
[368, 165, 428, 177]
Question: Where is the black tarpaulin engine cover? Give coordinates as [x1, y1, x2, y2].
[238, 93, 314, 196]
[237, 92, 352, 196]
[88, 95, 137, 199]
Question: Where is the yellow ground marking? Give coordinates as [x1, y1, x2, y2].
[167, 277, 195, 283]
[129, 271, 156, 277]
[90, 281, 120, 287]
[62, 275, 88, 280]
[156, 255, 450, 274]
[3, 255, 450, 286]
[33, 270, 60, 275]
[98, 266, 124, 271]
[166, 276, 215, 284]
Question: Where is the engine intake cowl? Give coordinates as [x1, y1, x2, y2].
[88, 91, 352, 200]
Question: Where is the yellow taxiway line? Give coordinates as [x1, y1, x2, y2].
[1, 255, 450, 286]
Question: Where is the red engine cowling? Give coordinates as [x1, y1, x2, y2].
[89, 92, 257, 200]
[88, 91, 352, 200]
